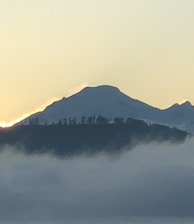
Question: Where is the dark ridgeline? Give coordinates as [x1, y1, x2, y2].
[0, 116, 188, 157]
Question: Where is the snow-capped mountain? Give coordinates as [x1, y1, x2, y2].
[21, 85, 194, 133]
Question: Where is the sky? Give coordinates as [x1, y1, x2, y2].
[0, 0, 194, 125]
[1, 139, 194, 223]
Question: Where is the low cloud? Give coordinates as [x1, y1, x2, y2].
[0, 139, 194, 223]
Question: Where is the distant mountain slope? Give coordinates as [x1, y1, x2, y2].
[21, 85, 194, 133]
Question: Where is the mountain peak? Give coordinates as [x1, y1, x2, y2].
[81, 85, 121, 93]
[180, 101, 192, 107]
[171, 101, 192, 109]
[75, 85, 124, 100]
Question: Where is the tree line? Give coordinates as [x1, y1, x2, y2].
[0, 116, 189, 157]
[28, 115, 151, 126]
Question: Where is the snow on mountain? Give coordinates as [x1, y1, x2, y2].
[21, 85, 194, 133]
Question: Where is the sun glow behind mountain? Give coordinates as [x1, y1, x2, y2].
[0, 115, 30, 128]
[0, 97, 61, 128]
[0, 116, 33, 128]
[0, 120, 20, 128]
[0, 86, 90, 128]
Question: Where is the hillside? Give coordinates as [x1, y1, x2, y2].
[1, 118, 188, 157]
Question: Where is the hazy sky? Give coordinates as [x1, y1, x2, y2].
[1, 0, 194, 124]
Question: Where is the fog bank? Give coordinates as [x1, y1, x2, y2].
[0, 139, 194, 223]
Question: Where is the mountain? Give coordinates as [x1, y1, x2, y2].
[21, 85, 194, 133]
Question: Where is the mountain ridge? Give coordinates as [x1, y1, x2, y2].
[20, 85, 194, 133]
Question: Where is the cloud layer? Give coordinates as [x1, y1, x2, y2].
[0, 139, 194, 223]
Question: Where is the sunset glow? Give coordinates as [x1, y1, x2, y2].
[0, 119, 23, 128]
[0, 0, 194, 123]
[0, 97, 60, 128]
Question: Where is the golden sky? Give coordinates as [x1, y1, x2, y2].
[0, 0, 194, 125]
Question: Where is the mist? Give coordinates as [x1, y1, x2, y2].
[1, 139, 194, 224]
